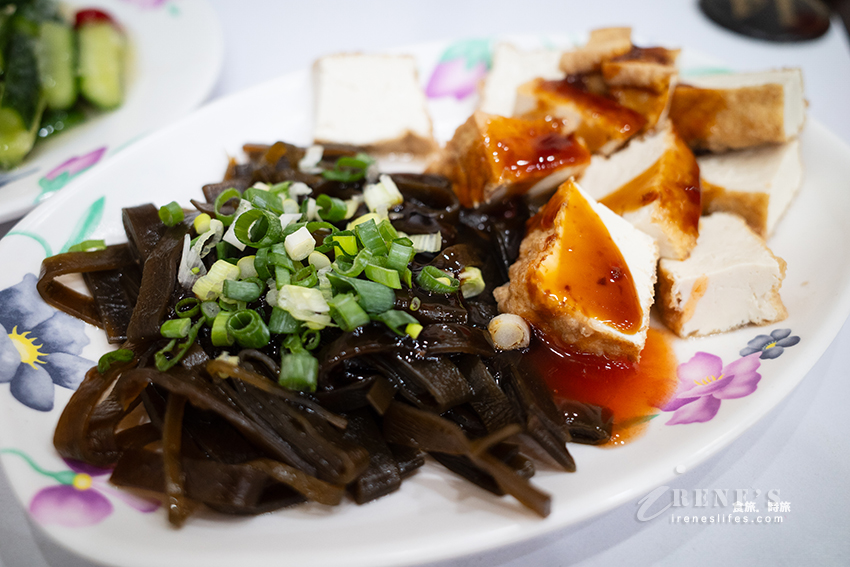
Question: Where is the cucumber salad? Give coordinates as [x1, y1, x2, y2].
[0, 0, 125, 169]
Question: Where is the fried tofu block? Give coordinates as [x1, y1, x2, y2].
[478, 42, 564, 117]
[559, 27, 633, 75]
[698, 139, 802, 238]
[426, 111, 590, 208]
[515, 77, 646, 155]
[668, 69, 805, 152]
[494, 179, 658, 362]
[656, 212, 787, 337]
[313, 53, 438, 156]
[602, 46, 680, 131]
[579, 123, 701, 260]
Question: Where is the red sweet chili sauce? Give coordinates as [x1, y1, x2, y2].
[532, 327, 679, 445]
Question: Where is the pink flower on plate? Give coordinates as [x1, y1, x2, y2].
[425, 39, 491, 100]
[1, 449, 158, 527]
[663, 352, 762, 425]
[37, 147, 107, 202]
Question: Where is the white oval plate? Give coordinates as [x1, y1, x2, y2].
[0, 36, 849, 567]
[0, 0, 223, 224]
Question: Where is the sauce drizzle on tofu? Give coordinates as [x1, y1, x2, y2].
[529, 182, 643, 334]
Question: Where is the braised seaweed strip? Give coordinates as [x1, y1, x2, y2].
[42, 141, 611, 526]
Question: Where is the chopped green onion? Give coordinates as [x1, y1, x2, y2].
[222, 279, 262, 303]
[406, 323, 423, 339]
[174, 297, 201, 318]
[216, 241, 239, 261]
[254, 247, 273, 279]
[347, 212, 383, 230]
[301, 329, 322, 351]
[282, 198, 300, 214]
[226, 309, 270, 349]
[291, 265, 318, 288]
[409, 232, 442, 253]
[68, 239, 106, 252]
[97, 349, 134, 373]
[328, 293, 370, 332]
[327, 273, 395, 313]
[377, 219, 399, 243]
[363, 174, 404, 212]
[332, 248, 374, 278]
[160, 318, 192, 339]
[214, 188, 241, 226]
[269, 306, 299, 334]
[364, 263, 401, 289]
[277, 285, 332, 328]
[211, 311, 234, 346]
[154, 319, 204, 371]
[193, 259, 241, 300]
[237, 255, 258, 279]
[284, 226, 315, 261]
[459, 266, 485, 298]
[194, 213, 212, 235]
[316, 194, 347, 222]
[372, 309, 420, 336]
[269, 243, 298, 272]
[275, 265, 292, 288]
[234, 209, 283, 248]
[279, 351, 319, 392]
[355, 219, 389, 256]
[158, 201, 184, 227]
[417, 265, 460, 293]
[330, 232, 359, 257]
[308, 251, 331, 270]
[269, 181, 292, 196]
[201, 301, 221, 325]
[409, 296, 421, 311]
[244, 186, 283, 214]
[386, 241, 415, 272]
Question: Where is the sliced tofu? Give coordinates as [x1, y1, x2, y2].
[698, 139, 802, 238]
[478, 42, 564, 117]
[515, 77, 646, 155]
[668, 68, 805, 152]
[559, 27, 633, 75]
[602, 46, 680, 131]
[494, 179, 658, 362]
[313, 53, 438, 156]
[426, 110, 591, 208]
[656, 212, 787, 337]
[579, 123, 701, 260]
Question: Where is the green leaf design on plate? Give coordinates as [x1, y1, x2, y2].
[60, 196, 105, 254]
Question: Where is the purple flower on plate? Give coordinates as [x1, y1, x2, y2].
[36, 147, 107, 202]
[1, 449, 158, 527]
[740, 328, 800, 360]
[663, 352, 762, 425]
[0, 274, 93, 411]
[425, 39, 491, 99]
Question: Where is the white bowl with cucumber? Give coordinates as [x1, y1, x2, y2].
[0, 0, 223, 224]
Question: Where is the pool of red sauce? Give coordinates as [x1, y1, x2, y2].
[531, 327, 679, 446]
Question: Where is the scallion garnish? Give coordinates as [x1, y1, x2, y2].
[211, 311, 233, 346]
[416, 265, 460, 293]
[328, 293, 370, 332]
[372, 309, 420, 336]
[213, 188, 241, 226]
[234, 209, 283, 248]
[175, 297, 201, 319]
[97, 348, 134, 374]
[279, 351, 319, 392]
[269, 306, 299, 334]
[158, 201, 184, 227]
[154, 319, 203, 371]
[222, 279, 262, 303]
[225, 309, 270, 349]
[355, 219, 389, 256]
[160, 318, 192, 339]
[327, 273, 395, 313]
[68, 239, 107, 252]
[316, 194, 347, 222]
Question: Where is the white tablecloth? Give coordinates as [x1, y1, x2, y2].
[1, 1, 849, 565]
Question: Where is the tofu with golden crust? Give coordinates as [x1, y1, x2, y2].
[426, 111, 591, 208]
[494, 179, 658, 362]
[668, 69, 805, 152]
[602, 46, 680, 131]
[559, 27, 633, 75]
[515, 77, 646, 155]
[579, 123, 701, 260]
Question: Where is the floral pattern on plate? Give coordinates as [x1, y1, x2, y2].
[425, 39, 491, 100]
[0, 449, 158, 527]
[0, 274, 93, 411]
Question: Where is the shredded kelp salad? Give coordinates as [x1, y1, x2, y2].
[38, 141, 611, 526]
